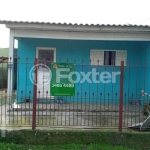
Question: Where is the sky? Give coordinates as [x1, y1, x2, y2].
[0, 0, 150, 48]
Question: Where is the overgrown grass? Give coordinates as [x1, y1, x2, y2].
[0, 143, 135, 150]
[1, 130, 150, 149]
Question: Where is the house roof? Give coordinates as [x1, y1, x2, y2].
[0, 20, 150, 28]
[1, 20, 150, 41]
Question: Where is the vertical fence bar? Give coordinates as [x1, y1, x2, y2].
[0, 61, 3, 124]
[88, 60, 91, 126]
[100, 92, 102, 126]
[135, 61, 139, 125]
[29, 91, 31, 124]
[107, 93, 110, 127]
[127, 61, 130, 127]
[81, 60, 84, 126]
[96, 60, 99, 127]
[38, 91, 40, 125]
[25, 58, 28, 124]
[32, 58, 38, 130]
[46, 91, 48, 125]
[119, 61, 124, 132]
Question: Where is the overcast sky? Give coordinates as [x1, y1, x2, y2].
[0, 0, 150, 48]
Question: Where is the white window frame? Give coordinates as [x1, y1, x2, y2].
[90, 49, 127, 66]
[36, 47, 56, 62]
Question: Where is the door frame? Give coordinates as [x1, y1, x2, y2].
[36, 47, 56, 99]
[36, 47, 56, 61]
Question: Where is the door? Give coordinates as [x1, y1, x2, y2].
[36, 47, 56, 99]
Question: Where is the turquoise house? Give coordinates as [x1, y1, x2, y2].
[1, 20, 150, 104]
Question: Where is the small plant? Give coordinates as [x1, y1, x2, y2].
[143, 100, 150, 118]
[25, 97, 30, 102]
[55, 97, 66, 104]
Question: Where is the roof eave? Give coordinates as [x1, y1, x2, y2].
[5, 23, 150, 33]
[1, 20, 150, 33]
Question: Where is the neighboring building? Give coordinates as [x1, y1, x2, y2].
[0, 48, 17, 89]
[0, 20, 150, 103]
[0, 48, 8, 89]
[0, 48, 9, 57]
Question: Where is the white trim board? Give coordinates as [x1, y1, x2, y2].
[7, 30, 15, 102]
[13, 29, 150, 41]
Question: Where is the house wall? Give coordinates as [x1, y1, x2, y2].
[143, 42, 150, 98]
[16, 38, 148, 103]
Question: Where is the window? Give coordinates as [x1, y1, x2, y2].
[90, 50, 126, 66]
[36, 48, 56, 68]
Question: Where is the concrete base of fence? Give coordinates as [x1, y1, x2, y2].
[0, 102, 144, 129]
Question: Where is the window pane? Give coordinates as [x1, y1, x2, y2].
[38, 50, 54, 68]
[104, 51, 116, 65]
[104, 51, 109, 65]
[90, 50, 104, 65]
[115, 51, 126, 66]
[110, 51, 116, 65]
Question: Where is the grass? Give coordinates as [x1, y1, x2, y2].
[1, 130, 150, 149]
[0, 143, 136, 150]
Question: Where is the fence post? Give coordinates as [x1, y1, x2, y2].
[119, 61, 124, 132]
[32, 58, 38, 130]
